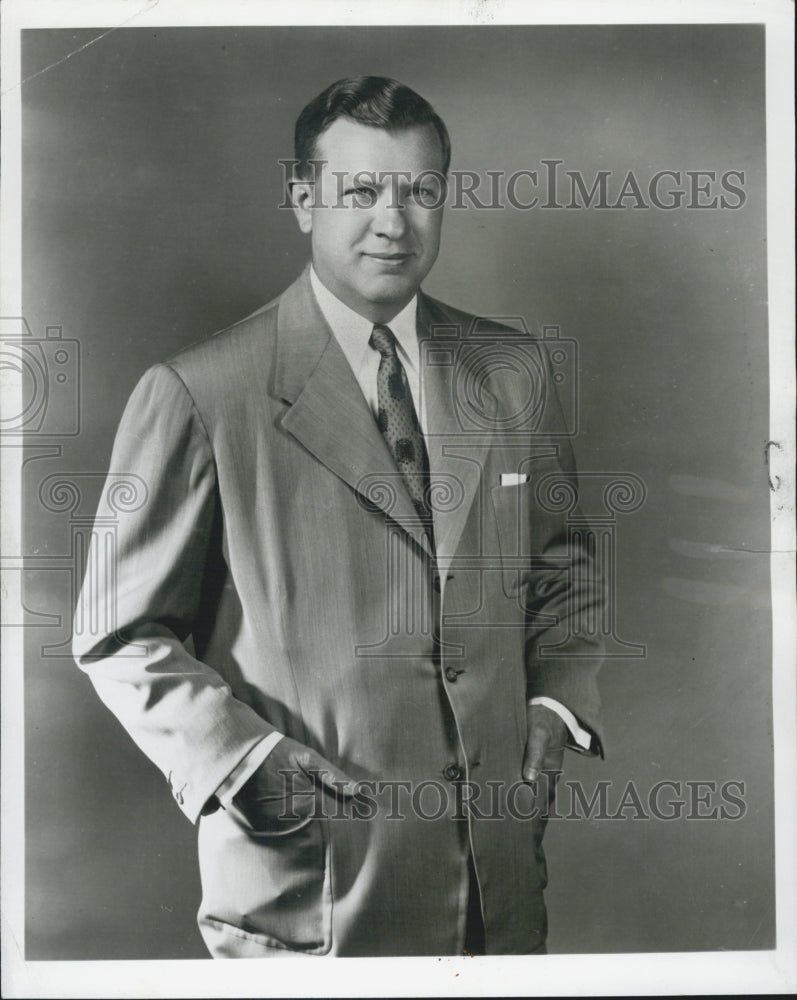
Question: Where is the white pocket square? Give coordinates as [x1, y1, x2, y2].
[500, 473, 530, 486]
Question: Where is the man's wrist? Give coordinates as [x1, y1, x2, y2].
[529, 696, 593, 752]
[212, 731, 286, 810]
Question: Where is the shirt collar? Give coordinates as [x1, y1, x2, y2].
[309, 265, 419, 373]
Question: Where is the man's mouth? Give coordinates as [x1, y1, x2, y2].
[363, 252, 415, 264]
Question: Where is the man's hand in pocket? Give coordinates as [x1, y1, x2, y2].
[522, 703, 567, 817]
[232, 737, 360, 833]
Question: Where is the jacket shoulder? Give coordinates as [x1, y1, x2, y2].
[421, 292, 530, 338]
[162, 291, 284, 382]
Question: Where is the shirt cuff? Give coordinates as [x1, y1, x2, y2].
[529, 696, 593, 751]
[213, 731, 286, 808]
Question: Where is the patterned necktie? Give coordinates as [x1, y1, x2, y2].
[369, 323, 434, 541]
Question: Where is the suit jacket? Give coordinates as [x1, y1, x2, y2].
[74, 265, 604, 957]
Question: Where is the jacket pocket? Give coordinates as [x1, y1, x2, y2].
[490, 482, 534, 599]
[197, 808, 332, 955]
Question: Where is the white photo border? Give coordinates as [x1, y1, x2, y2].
[2, 1, 794, 997]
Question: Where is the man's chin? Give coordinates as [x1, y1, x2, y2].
[359, 272, 423, 305]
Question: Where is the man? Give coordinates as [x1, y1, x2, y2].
[73, 76, 604, 957]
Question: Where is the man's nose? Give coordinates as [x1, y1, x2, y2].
[371, 192, 409, 240]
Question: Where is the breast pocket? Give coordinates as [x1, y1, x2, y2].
[490, 482, 536, 599]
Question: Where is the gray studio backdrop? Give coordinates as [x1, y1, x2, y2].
[20, 24, 772, 958]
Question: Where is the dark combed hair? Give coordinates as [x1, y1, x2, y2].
[294, 76, 451, 178]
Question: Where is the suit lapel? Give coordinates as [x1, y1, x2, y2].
[273, 267, 433, 556]
[419, 295, 496, 585]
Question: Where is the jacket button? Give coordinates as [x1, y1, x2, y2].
[445, 667, 459, 682]
[443, 763, 463, 781]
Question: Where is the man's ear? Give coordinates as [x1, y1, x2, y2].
[288, 179, 314, 234]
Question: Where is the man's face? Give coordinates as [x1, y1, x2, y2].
[291, 118, 446, 323]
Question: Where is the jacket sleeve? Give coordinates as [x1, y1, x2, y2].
[72, 363, 276, 822]
[522, 343, 606, 755]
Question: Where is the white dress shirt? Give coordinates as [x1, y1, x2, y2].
[213, 267, 592, 809]
[309, 265, 426, 430]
